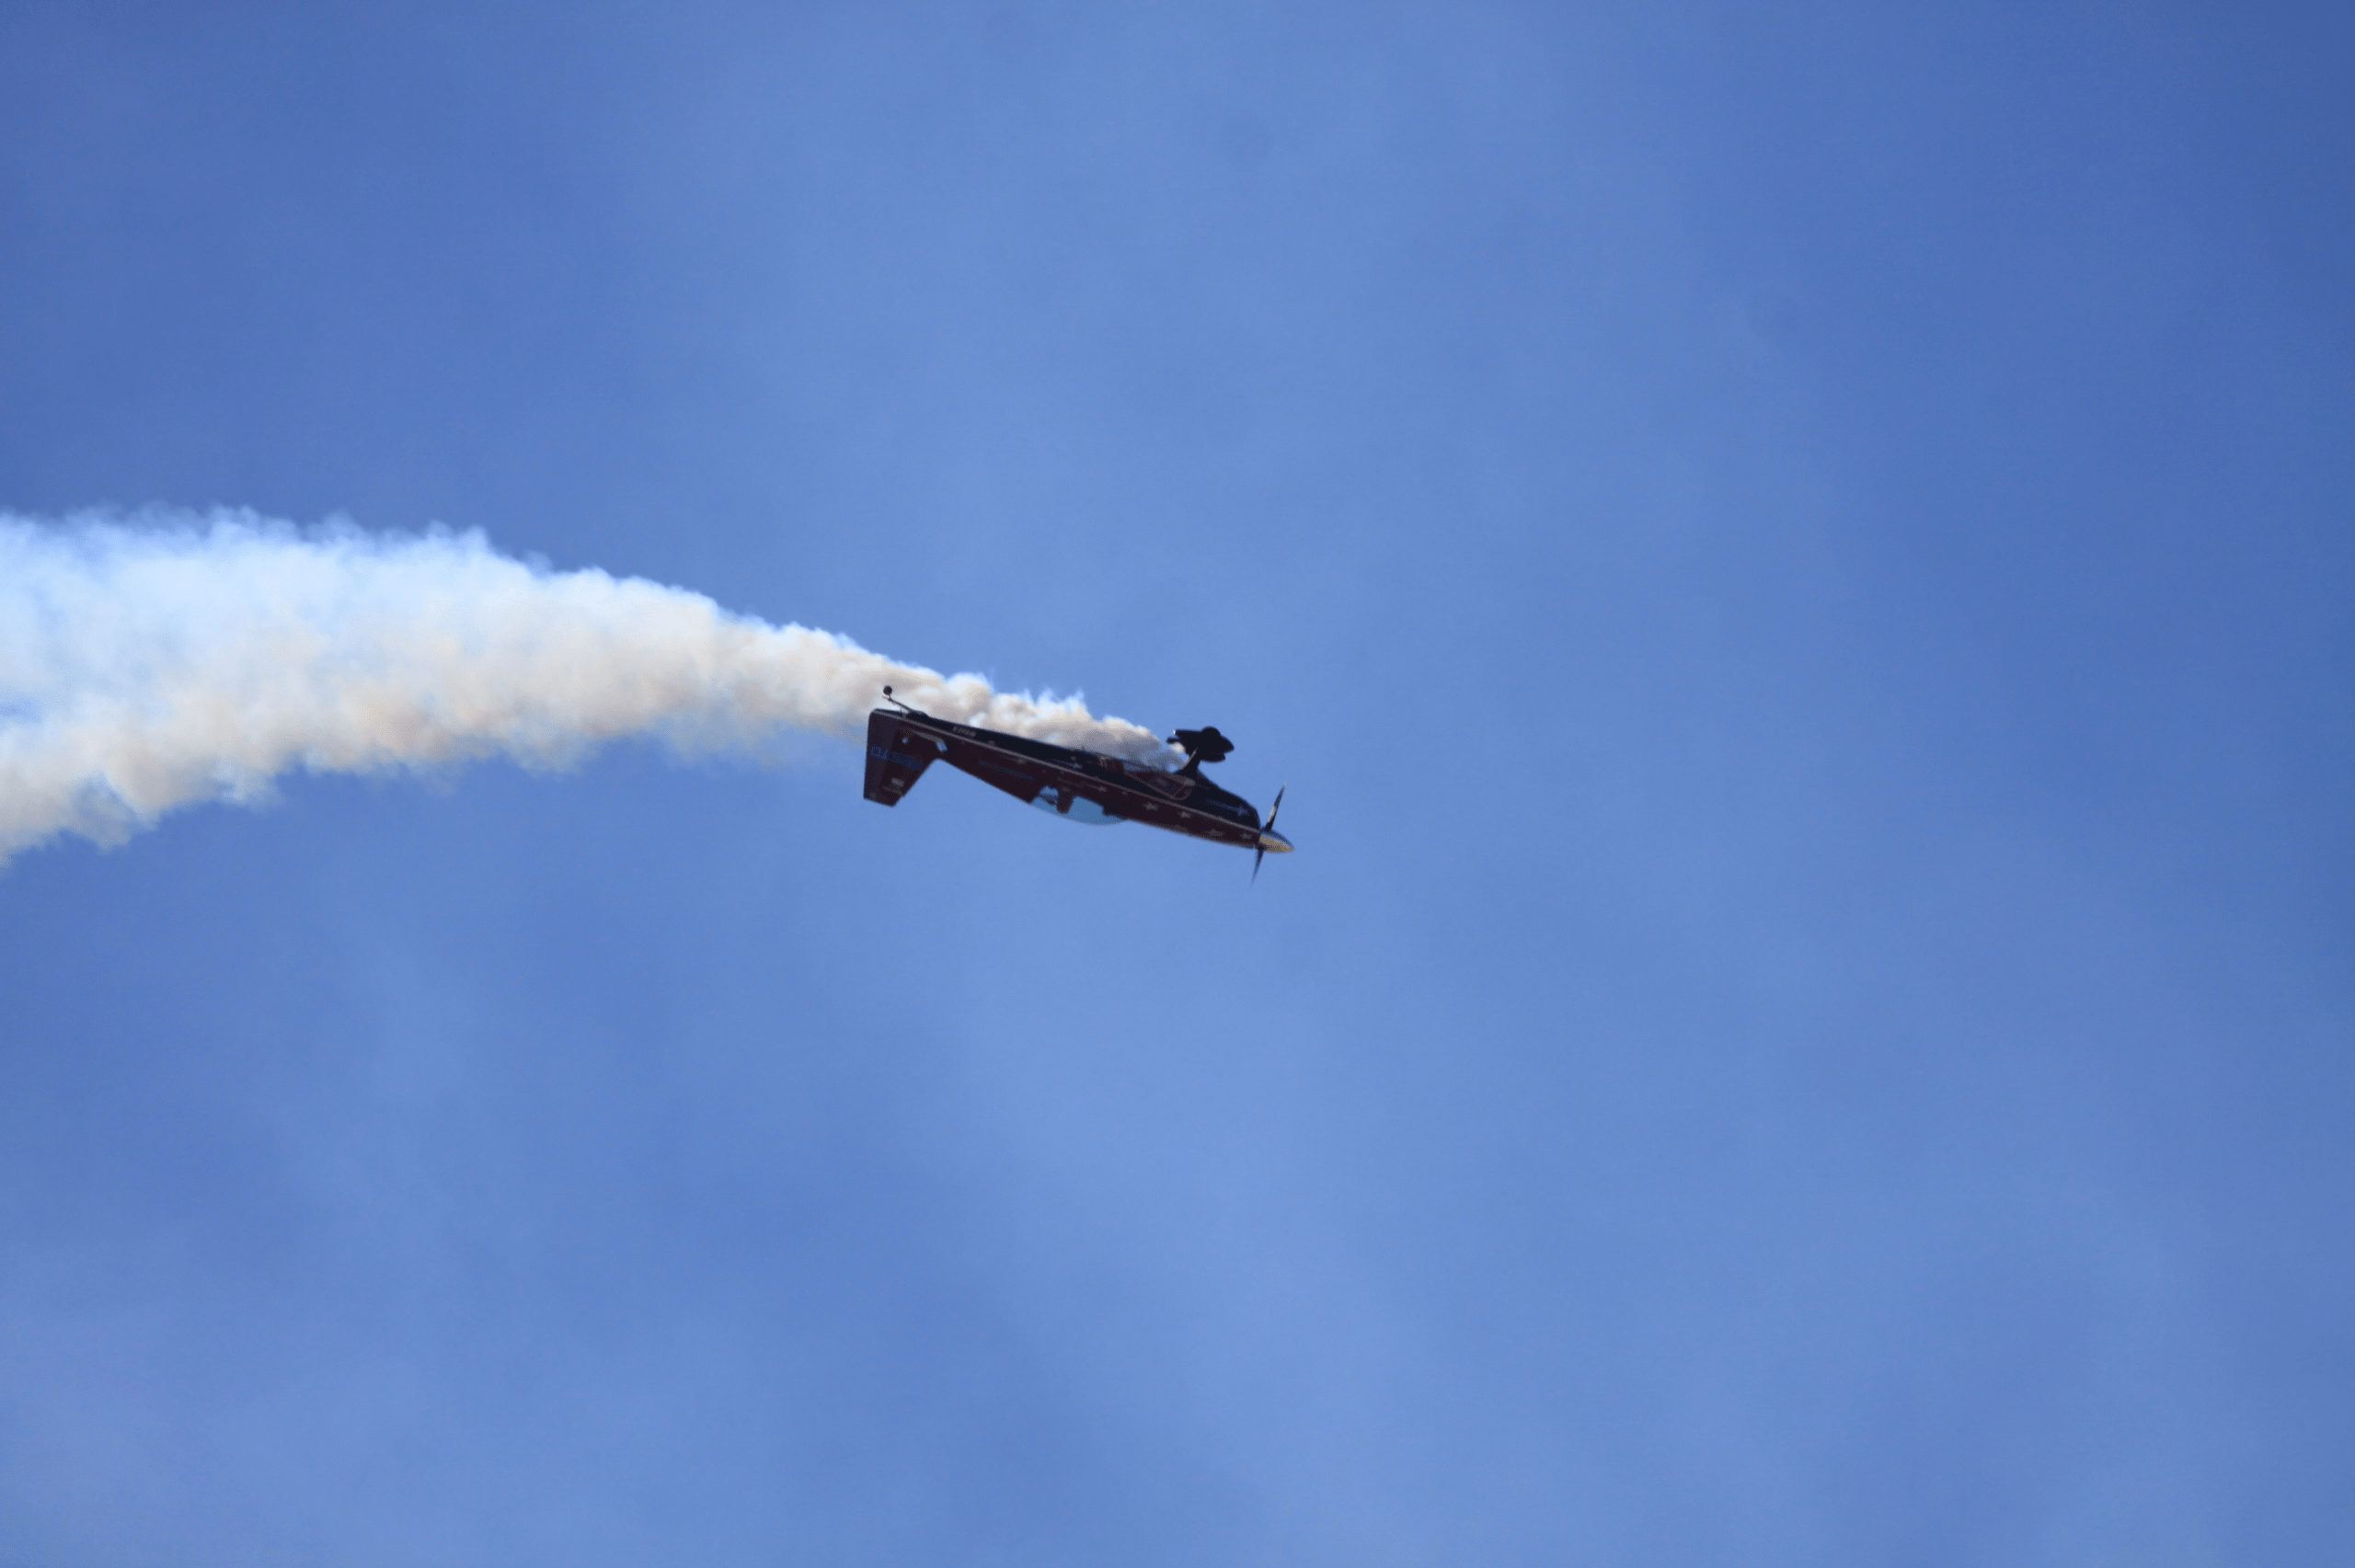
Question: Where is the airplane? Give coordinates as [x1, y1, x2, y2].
[863, 687, 1293, 877]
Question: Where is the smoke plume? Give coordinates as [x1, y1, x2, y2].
[0, 510, 1177, 863]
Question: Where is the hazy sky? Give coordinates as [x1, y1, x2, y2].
[2, 4, 2349, 1563]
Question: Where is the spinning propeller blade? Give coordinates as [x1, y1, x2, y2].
[1252, 785, 1286, 886]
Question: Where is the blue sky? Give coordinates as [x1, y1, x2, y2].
[2, 3, 2349, 1562]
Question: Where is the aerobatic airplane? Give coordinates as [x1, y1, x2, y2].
[864, 688, 1293, 877]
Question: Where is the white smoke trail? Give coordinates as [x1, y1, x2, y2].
[0, 509, 1178, 863]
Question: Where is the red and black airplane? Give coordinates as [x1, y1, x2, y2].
[863, 688, 1293, 876]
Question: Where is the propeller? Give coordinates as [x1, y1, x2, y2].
[1252, 785, 1286, 886]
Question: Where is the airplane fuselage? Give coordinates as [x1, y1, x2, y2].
[864, 705, 1292, 855]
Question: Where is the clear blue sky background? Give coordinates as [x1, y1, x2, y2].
[2, 4, 2349, 1563]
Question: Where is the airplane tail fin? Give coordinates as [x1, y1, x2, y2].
[864, 709, 939, 806]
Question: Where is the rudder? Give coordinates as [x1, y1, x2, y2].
[864, 710, 939, 806]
